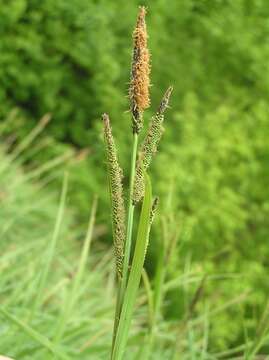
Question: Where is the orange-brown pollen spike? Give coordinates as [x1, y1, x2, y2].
[129, 6, 151, 133]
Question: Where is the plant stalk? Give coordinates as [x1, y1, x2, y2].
[111, 132, 138, 354]
[122, 132, 138, 295]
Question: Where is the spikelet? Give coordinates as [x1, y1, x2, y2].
[103, 113, 125, 278]
[133, 86, 173, 204]
[132, 157, 144, 206]
[142, 197, 159, 263]
[129, 6, 151, 134]
[150, 197, 159, 225]
[157, 86, 173, 115]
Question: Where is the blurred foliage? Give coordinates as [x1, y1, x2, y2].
[155, 95, 269, 350]
[1, 0, 269, 352]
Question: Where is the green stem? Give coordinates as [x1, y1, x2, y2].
[111, 132, 138, 355]
[122, 132, 138, 293]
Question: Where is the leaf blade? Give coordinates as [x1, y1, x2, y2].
[112, 173, 152, 360]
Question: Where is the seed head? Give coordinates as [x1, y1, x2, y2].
[157, 86, 173, 115]
[133, 86, 173, 204]
[103, 113, 125, 278]
[150, 197, 159, 225]
[129, 6, 151, 134]
[143, 196, 159, 263]
[132, 156, 144, 206]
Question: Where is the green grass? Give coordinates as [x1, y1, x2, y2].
[112, 173, 152, 360]
[1, 6, 269, 357]
[1, 141, 269, 359]
[0, 146, 115, 359]
[0, 143, 177, 359]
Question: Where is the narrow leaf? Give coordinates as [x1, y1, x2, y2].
[0, 308, 70, 360]
[112, 173, 152, 360]
[54, 196, 98, 344]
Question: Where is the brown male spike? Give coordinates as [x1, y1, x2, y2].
[129, 6, 151, 134]
[103, 113, 125, 278]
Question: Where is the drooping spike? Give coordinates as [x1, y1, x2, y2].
[103, 113, 126, 278]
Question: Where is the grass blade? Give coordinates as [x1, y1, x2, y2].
[31, 172, 68, 316]
[54, 196, 98, 343]
[112, 173, 152, 360]
[0, 308, 70, 360]
[10, 114, 51, 161]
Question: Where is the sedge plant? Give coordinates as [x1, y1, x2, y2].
[103, 6, 173, 360]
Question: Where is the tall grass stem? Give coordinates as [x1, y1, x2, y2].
[112, 132, 138, 352]
[122, 132, 138, 293]
[112, 173, 152, 360]
[31, 172, 68, 318]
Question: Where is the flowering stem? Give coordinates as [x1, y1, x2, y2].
[112, 131, 138, 354]
[122, 131, 138, 290]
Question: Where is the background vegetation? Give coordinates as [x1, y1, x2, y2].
[1, 0, 269, 357]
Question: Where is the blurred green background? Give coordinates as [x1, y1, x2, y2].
[1, 0, 269, 353]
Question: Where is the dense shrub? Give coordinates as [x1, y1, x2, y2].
[0, 0, 122, 144]
[2, 0, 269, 142]
[155, 94, 269, 348]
